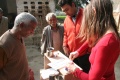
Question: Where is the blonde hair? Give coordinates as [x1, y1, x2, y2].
[78, 0, 119, 43]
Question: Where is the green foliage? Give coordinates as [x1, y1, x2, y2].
[56, 16, 66, 20]
[55, 0, 61, 11]
[56, 16, 66, 23]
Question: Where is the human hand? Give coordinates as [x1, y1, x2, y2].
[29, 68, 34, 80]
[66, 61, 77, 73]
[69, 51, 79, 60]
[63, 46, 70, 57]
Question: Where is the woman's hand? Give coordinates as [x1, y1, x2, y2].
[66, 61, 77, 73]
[69, 51, 79, 60]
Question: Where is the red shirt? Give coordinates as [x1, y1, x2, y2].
[63, 8, 86, 53]
[73, 33, 120, 80]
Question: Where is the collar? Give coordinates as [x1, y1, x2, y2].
[50, 24, 59, 31]
[72, 7, 80, 18]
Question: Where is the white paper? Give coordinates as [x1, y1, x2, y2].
[40, 68, 59, 79]
[47, 59, 70, 70]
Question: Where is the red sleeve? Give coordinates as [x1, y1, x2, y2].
[63, 20, 68, 47]
[73, 68, 88, 80]
[77, 41, 89, 56]
[74, 40, 118, 80]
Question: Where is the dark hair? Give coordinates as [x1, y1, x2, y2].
[58, 0, 73, 7]
[0, 8, 3, 13]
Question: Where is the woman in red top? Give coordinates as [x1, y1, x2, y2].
[67, 0, 120, 80]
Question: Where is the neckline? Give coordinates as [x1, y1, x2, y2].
[9, 30, 23, 43]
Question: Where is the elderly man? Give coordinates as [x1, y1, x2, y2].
[0, 12, 37, 80]
[0, 8, 8, 36]
[41, 12, 64, 55]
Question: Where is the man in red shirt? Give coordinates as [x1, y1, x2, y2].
[58, 0, 90, 73]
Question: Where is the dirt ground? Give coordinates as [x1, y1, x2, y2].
[26, 45, 120, 80]
[26, 45, 43, 80]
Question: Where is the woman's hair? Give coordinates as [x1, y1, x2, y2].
[77, 3, 93, 41]
[79, 0, 119, 43]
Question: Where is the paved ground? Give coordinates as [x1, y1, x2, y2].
[26, 45, 120, 80]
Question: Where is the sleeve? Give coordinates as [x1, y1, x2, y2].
[73, 68, 88, 80]
[40, 28, 47, 55]
[74, 40, 118, 80]
[63, 21, 68, 47]
[77, 41, 89, 56]
[0, 47, 7, 70]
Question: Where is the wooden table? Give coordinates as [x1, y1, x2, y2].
[40, 51, 81, 80]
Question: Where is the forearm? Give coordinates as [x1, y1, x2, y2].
[73, 68, 88, 80]
[77, 41, 89, 56]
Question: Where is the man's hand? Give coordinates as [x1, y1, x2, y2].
[69, 51, 79, 60]
[29, 67, 34, 80]
[63, 46, 70, 57]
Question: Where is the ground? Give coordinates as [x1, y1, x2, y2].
[26, 45, 43, 80]
[26, 45, 120, 80]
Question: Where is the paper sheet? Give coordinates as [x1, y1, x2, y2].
[47, 59, 70, 70]
[40, 68, 59, 79]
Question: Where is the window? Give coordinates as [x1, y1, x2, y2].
[24, 6, 28, 9]
[38, 6, 42, 9]
[38, 11, 42, 13]
[38, 2, 42, 4]
[31, 2, 35, 4]
[24, 10, 28, 12]
[31, 6, 35, 9]
[24, 2, 27, 4]
[45, 2, 49, 4]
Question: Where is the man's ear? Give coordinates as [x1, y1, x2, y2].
[18, 22, 24, 30]
[72, 2, 76, 7]
[19, 22, 25, 28]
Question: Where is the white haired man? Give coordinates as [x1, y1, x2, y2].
[40, 12, 64, 55]
[0, 8, 8, 36]
[0, 12, 37, 80]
